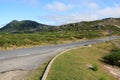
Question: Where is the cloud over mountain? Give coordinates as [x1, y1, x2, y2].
[45, 1, 73, 11]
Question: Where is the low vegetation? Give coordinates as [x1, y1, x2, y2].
[0, 18, 120, 50]
[103, 48, 120, 67]
[46, 42, 117, 80]
[0, 31, 104, 49]
[92, 63, 99, 71]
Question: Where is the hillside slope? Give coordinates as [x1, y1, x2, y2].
[0, 20, 55, 33]
[0, 18, 120, 33]
[59, 18, 120, 32]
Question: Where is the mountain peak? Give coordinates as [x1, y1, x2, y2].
[10, 20, 19, 23]
[0, 18, 120, 33]
[0, 20, 54, 33]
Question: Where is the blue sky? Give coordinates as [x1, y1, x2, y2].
[0, 0, 120, 27]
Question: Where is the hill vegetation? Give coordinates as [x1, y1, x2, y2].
[0, 31, 103, 49]
[0, 18, 120, 33]
[0, 20, 55, 33]
[0, 18, 120, 49]
[59, 18, 120, 33]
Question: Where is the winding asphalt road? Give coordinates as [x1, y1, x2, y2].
[0, 36, 120, 73]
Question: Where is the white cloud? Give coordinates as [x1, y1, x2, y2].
[46, 1, 73, 11]
[39, 6, 120, 25]
[98, 6, 120, 17]
[88, 2, 99, 9]
[39, 13, 99, 25]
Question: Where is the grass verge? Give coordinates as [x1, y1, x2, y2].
[25, 61, 49, 80]
[46, 42, 117, 80]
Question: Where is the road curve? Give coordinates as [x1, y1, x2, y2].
[0, 36, 120, 73]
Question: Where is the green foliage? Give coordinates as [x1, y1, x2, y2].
[0, 31, 104, 49]
[92, 63, 99, 71]
[99, 76, 106, 80]
[103, 48, 120, 67]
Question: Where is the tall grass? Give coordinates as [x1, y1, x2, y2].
[0, 31, 104, 49]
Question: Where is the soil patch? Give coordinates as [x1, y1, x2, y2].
[0, 70, 29, 80]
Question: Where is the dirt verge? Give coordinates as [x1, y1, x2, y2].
[0, 70, 29, 80]
[103, 65, 120, 80]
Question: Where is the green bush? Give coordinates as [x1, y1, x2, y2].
[103, 48, 120, 67]
[92, 63, 98, 71]
[99, 76, 106, 80]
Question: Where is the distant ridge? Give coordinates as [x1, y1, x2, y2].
[0, 18, 120, 33]
[59, 18, 120, 31]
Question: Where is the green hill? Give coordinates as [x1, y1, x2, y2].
[0, 18, 120, 33]
[0, 20, 55, 33]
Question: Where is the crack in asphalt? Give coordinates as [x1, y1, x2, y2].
[0, 69, 25, 74]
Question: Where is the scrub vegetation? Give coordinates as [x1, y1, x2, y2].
[0, 31, 104, 49]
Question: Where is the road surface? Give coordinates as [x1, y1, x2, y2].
[0, 36, 120, 73]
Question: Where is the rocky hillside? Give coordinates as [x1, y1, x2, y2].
[59, 18, 120, 32]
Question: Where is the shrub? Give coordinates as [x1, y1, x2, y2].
[0, 31, 104, 49]
[92, 63, 98, 71]
[103, 48, 120, 67]
[99, 76, 106, 80]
